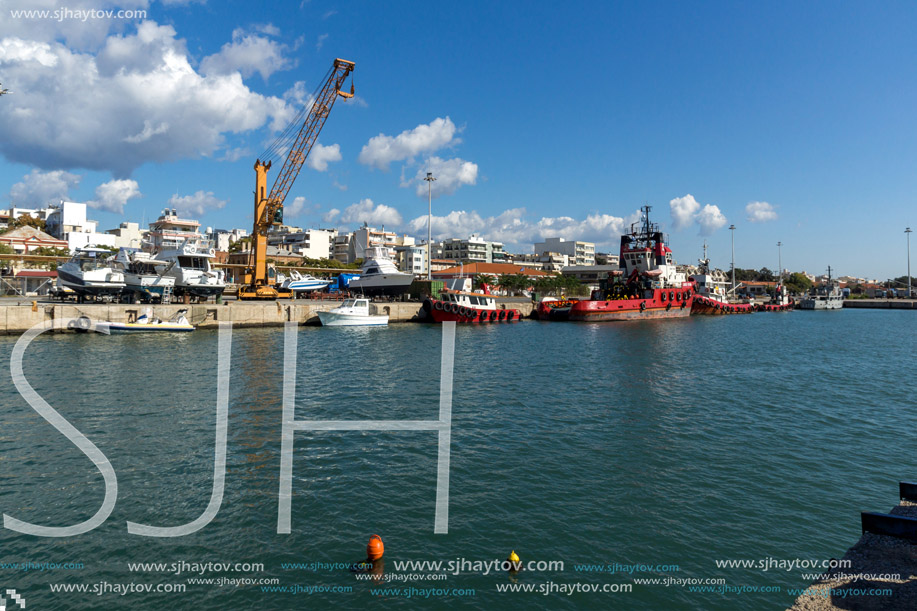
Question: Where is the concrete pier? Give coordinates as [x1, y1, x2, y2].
[843, 299, 917, 309]
[0, 298, 536, 334]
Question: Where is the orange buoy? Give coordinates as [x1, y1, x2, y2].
[366, 534, 384, 560]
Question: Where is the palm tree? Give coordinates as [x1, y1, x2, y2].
[474, 273, 495, 291]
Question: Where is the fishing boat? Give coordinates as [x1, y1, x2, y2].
[317, 298, 389, 326]
[112, 248, 175, 303]
[56, 247, 125, 302]
[347, 247, 414, 297]
[423, 290, 522, 323]
[535, 296, 580, 321]
[152, 240, 225, 302]
[278, 270, 332, 294]
[689, 246, 754, 315]
[91, 309, 195, 333]
[568, 205, 695, 321]
[797, 267, 843, 310]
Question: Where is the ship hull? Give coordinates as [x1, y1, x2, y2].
[690, 297, 755, 315]
[423, 299, 520, 324]
[568, 289, 694, 321]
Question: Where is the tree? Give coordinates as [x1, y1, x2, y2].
[4, 214, 46, 233]
[757, 267, 775, 282]
[595, 253, 609, 265]
[783, 272, 813, 295]
[473, 274, 495, 290]
[0, 243, 14, 255]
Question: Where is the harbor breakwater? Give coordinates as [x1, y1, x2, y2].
[0, 299, 536, 333]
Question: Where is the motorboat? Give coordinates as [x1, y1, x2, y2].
[152, 240, 225, 301]
[317, 298, 389, 326]
[112, 248, 175, 303]
[347, 247, 414, 297]
[278, 270, 332, 294]
[56, 247, 125, 301]
[92, 308, 195, 333]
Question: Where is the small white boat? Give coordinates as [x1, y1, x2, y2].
[95, 308, 195, 333]
[317, 298, 389, 326]
[278, 270, 332, 293]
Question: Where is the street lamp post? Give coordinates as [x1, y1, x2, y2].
[424, 172, 436, 281]
[777, 241, 782, 285]
[904, 227, 911, 299]
[729, 224, 736, 294]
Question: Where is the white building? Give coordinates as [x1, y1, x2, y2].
[267, 228, 337, 259]
[145, 208, 208, 253]
[333, 225, 416, 263]
[394, 244, 427, 275]
[106, 222, 145, 249]
[533, 237, 596, 266]
[45, 201, 116, 252]
[208, 227, 249, 252]
[441, 235, 506, 264]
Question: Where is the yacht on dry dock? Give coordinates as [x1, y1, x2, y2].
[152, 241, 225, 302]
[112, 248, 175, 303]
[56, 247, 125, 302]
[347, 247, 414, 297]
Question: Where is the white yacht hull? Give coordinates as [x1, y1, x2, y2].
[317, 311, 389, 326]
[348, 274, 413, 297]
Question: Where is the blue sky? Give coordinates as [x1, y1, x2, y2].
[1, 0, 915, 279]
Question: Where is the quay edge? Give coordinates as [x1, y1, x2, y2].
[0, 299, 536, 334]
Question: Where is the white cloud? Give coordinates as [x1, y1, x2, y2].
[316, 33, 328, 51]
[696, 204, 727, 236]
[306, 142, 342, 171]
[88, 178, 141, 213]
[0, 22, 293, 176]
[408, 207, 642, 250]
[745, 201, 778, 223]
[406, 156, 478, 197]
[285, 196, 306, 217]
[669, 194, 727, 235]
[254, 23, 281, 37]
[9, 169, 81, 207]
[322, 208, 340, 223]
[358, 117, 459, 170]
[338, 198, 402, 227]
[669, 195, 701, 231]
[200, 27, 292, 81]
[167, 190, 227, 217]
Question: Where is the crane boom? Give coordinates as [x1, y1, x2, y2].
[240, 58, 355, 300]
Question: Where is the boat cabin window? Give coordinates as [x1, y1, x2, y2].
[343, 299, 356, 307]
[366, 267, 380, 275]
[177, 256, 209, 270]
[79, 257, 107, 271]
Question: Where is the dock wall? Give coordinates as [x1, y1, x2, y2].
[0, 299, 537, 334]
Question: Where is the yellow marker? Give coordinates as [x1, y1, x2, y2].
[508, 550, 520, 564]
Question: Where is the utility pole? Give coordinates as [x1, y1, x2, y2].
[904, 227, 911, 299]
[729, 224, 736, 294]
[424, 172, 436, 281]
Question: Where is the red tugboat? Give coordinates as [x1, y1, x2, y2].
[568, 205, 695, 322]
[423, 290, 522, 323]
[689, 245, 755, 315]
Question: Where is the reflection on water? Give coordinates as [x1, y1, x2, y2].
[0, 311, 915, 610]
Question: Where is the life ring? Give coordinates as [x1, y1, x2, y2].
[489, 311, 497, 321]
[434, 300, 444, 311]
[209, 248, 215, 256]
[499, 310, 507, 321]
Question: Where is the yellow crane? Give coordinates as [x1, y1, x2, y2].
[239, 58, 355, 300]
